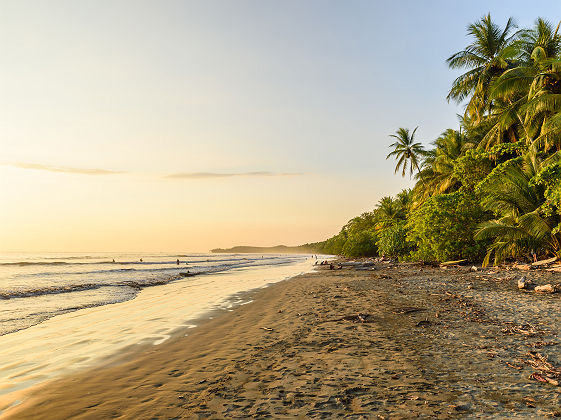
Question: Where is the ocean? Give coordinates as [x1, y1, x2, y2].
[0, 252, 309, 336]
[0, 252, 316, 409]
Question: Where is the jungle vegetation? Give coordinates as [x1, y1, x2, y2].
[315, 14, 561, 265]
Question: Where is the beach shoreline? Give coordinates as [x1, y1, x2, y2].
[0, 255, 315, 416]
[5, 261, 561, 419]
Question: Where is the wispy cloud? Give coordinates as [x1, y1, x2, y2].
[4, 162, 124, 175]
[165, 171, 304, 179]
[4, 162, 305, 180]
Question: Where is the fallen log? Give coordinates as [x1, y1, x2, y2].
[440, 259, 467, 266]
[532, 256, 558, 267]
[534, 284, 560, 293]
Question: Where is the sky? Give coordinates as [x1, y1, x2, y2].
[1, 0, 560, 252]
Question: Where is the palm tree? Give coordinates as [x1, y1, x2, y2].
[395, 189, 413, 213]
[475, 150, 561, 265]
[386, 127, 425, 177]
[375, 196, 404, 229]
[414, 129, 474, 200]
[481, 19, 561, 149]
[516, 18, 561, 63]
[447, 14, 519, 121]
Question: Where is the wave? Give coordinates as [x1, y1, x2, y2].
[1, 260, 177, 267]
[0, 276, 180, 299]
[0, 283, 103, 299]
[0, 261, 71, 266]
[0, 256, 272, 268]
[0, 257, 301, 300]
[43, 255, 111, 260]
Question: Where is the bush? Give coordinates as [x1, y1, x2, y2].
[407, 190, 490, 262]
[341, 230, 378, 257]
[376, 223, 411, 258]
[320, 232, 347, 255]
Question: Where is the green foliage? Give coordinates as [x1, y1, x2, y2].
[475, 152, 561, 265]
[320, 231, 347, 255]
[447, 13, 518, 121]
[533, 164, 561, 235]
[376, 223, 411, 258]
[387, 127, 425, 177]
[341, 230, 378, 257]
[452, 149, 494, 190]
[316, 16, 561, 265]
[407, 190, 490, 262]
[317, 189, 412, 257]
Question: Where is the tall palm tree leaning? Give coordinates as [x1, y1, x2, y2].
[386, 127, 425, 177]
[447, 13, 518, 122]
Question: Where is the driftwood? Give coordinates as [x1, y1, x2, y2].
[534, 284, 560, 293]
[501, 324, 543, 336]
[525, 352, 561, 386]
[393, 307, 426, 315]
[517, 276, 534, 290]
[516, 276, 560, 293]
[531, 256, 558, 267]
[440, 259, 467, 266]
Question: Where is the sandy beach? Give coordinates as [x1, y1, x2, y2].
[6, 261, 561, 419]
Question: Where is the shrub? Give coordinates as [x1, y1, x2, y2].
[407, 190, 490, 262]
[341, 230, 378, 257]
[376, 223, 411, 258]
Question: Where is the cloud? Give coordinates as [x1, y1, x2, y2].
[3, 163, 304, 180]
[4, 162, 124, 175]
[165, 171, 304, 179]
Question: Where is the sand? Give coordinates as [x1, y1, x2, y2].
[5, 261, 561, 419]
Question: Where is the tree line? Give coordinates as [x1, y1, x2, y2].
[311, 14, 561, 265]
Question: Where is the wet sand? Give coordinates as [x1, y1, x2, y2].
[5, 261, 561, 419]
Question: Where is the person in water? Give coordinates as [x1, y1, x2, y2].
[140, 258, 143, 262]
[176, 259, 180, 265]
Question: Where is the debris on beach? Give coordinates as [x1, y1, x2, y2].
[440, 259, 467, 267]
[505, 361, 522, 370]
[516, 276, 560, 293]
[529, 372, 558, 386]
[517, 276, 534, 290]
[534, 284, 560, 293]
[393, 307, 425, 315]
[326, 313, 373, 323]
[525, 352, 561, 386]
[531, 256, 558, 268]
[501, 323, 544, 337]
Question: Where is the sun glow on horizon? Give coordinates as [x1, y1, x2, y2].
[5, 1, 552, 252]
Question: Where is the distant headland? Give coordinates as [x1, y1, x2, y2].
[211, 245, 319, 254]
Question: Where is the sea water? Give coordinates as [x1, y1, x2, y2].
[0, 252, 317, 411]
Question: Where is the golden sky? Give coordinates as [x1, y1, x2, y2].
[5, 1, 552, 252]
